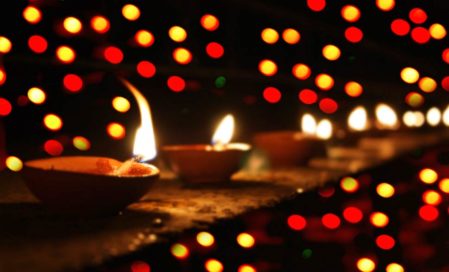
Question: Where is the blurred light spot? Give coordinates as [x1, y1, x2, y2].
[137, 61, 156, 78]
[237, 233, 255, 248]
[376, 0, 395, 11]
[6, 156, 23, 172]
[345, 26, 363, 43]
[238, 264, 256, 272]
[173, 47, 192, 65]
[322, 213, 340, 229]
[44, 139, 63, 156]
[0, 37, 12, 54]
[391, 19, 410, 36]
[418, 77, 437, 93]
[130, 261, 150, 272]
[341, 5, 360, 22]
[430, 23, 446, 40]
[443, 106, 449, 126]
[405, 92, 424, 107]
[322, 44, 341, 61]
[0, 69, 6, 85]
[104, 46, 123, 64]
[377, 183, 395, 198]
[370, 212, 389, 227]
[307, 0, 326, 12]
[43, 114, 63, 131]
[357, 258, 376, 272]
[112, 96, 130, 113]
[122, 4, 140, 21]
[23, 6, 42, 24]
[263, 87, 281, 104]
[258, 59, 277, 76]
[292, 64, 311, 80]
[63, 17, 82, 34]
[63, 74, 83, 93]
[261, 28, 279, 44]
[419, 205, 439, 221]
[345, 81, 363, 97]
[411, 27, 430, 44]
[302, 249, 313, 259]
[319, 187, 335, 198]
[135, 30, 154, 47]
[169, 26, 187, 42]
[0, 98, 12, 116]
[443, 76, 449, 91]
[298, 89, 318, 105]
[319, 98, 338, 114]
[409, 8, 427, 24]
[400, 67, 419, 84]
[423, 190, 442, 205]
[315, 74, 334, 91]
[386, 263, 404, 272]
[196, 232, 215, 247]
[439, 178, 449, 193]
[215, 76, 226, 88]
[343, 206, 363, 223]
[91, 16, 110, 34]
[107, 122, 126, 140]
[419, 168, 438, 184]
[201, 14, 219, 31]
[27, 87, 46, 105]
[56, 46, 76, 64]
[28, 35, 47, 54]
[205, 259, 223, 272]
[171, 243, 189, 259]
[167, 76, 186, 92]
[73, 136, 91, 151]
[443, 49, 449, 64]
[287, 214, 307, 230]
[282, 28, 300, 44]
[340, 177, 359, 193]
[376, 234, 395, 250]
[206, 42, 224, 59]
[426, 107, 441, 127]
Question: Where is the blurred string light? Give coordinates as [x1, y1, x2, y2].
[429, 23, 446, 40]
[104, 46, 124, 64]
[258, 59, 277, 76]
[370, 212, 389, 227]
[135, 30, 155, 47]
[292, 63, 311, 80]
[112, 96, 131, 113]
[422, 190, 442, 205]
[122, 4, 140, 21]
[90, 16, 110, 34]
[322, 44, 341, 61]
[5, 156, 23, 172]
[0, 36, 12, 54]
[340, 176, 359, 193]
[107, 122, 126, 140]
[167, 76, 185, 92]
[237, 233, 255, 248]
[426, 107, 441, 127]
[137, 61, 156, 78]
[341, 5, 361, 23]
[409, 8, 427, 24]
[287, 214, 307, 230]
[376, 183, 395, 198]
[0, 98, 12, 116]
[386, 263, 404, 272]
[345, 26, 363, 43]
[376, 0, 395, 12]
[170, 243, 189, 260]
[261, 28, 279, 44]
[315, 73, 334, 91]
[391, 19, 410, 36]
[44, 139, 63, 156]
[298, 89, 318, 105]
[405, 92, 424, 107]
[73, 136, 91, 151]
[419, 168, 438, 184]
[400, 67, 419, 84]
[307, 0, 326, 12]
[200, 14, 219, 31]
[321, 213, 341, 229]
[205, 259, 223, 272]
[63, 17, 82, 34]
[63, 74, 83, 93]
[56, 46, 76, 64]
[23, 5, 42, 24]
[169, 26, 187, 42]
[206, 42, 224, 59]
[357, 257, 376, 272]
[28, 35, 48, 54]
[196, 232, 215, 247]
[345, 81, 363, 97]
[173, 47, 193, 65]
[343, 206, 363, 223]
[263, 87, 282, 104]
[43, 114, 63, 131]
[27, 87, 46, 105]
[282, 28, 300, 44]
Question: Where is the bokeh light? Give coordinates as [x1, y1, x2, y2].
[196, 232, 215, 247]
[386, 263, 404, 272]
[376, 0, 395, 11]
[345, 81, 363, 97]
[263, 87, 282, 104]
[422, 190, 442, 205]
[173, 47, 193, 65]
[56, 46, 76, 64]
[298, 89, 318, 104]
[343, 206, 363, 223]
[439, 178, 449, 194]
[23, 6, 42, 24]
[112, 96, 131, 113]
[409, 8, 427, 24]
[376, 183, 395, 198]
[169, 26, 187, 42]
[205, 259, 223, 272]
[170, 243, 189, 260]
[0, 36, 12, 54]
[442, 49, 449, 64]
[135, 30, 154, 47]
[430, 23, 446, 40]
[405, 92, 424, 107]
[419, 205, 439, 221]
[137, 61, 156, 78]
[426, 107, 441, 127]
[44, 139, 64, 156]
[63, 17, 83, 34]
[376, 234, 395, 250]
[315, 74, 334, 91]
[238, 264, 256, 272]
[91, 16, 110, 34]
[340, 176, 359, 193]
[345, 26, 363, 43]
[419, 168, 438, 184]
[357, 258, 376, 272]
[307, 0, 326, 12]
[370, 212, 389, 227]
[237, 233, 255, 248]
[411, 27, 430, 44]
[43, 114, 63, 131]
[27, 87, 46, 105]
[258, 59, 278, 76]
[391, 19, 410, 36]
[130, 261, 150, 272]
[322, 213, 341, 229]
[200, 14, 219, 31]
[107, 122, 126, 140]
[122, 4, 140, 21]
[282, 28, 300, 44]
[322, 45, 341, 61]
[73, 136, 91, 151]
[292, 64, 311, 80]
[400, 67, 419, 84]
[261, 28, 279, 44]
[28, 35, 48, 54]
[418, 77, 437, 93]
[206, 42, 224, 59]
[5, 156, 23, 172]
[63, 74, 83, 93]
[104, 46, 124, 64]
[0, 69, 6, 86]
[319, 98, 338, 114]
[287, 214, 307, 230]
[167, 76, 186, 92]
[0, 98, 12, 116]
[341, 5, 361, 22]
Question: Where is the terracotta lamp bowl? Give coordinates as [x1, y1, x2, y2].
[162, 143, 251, 184]
[21, 156, 159, 215]
[252, 130, 326, 167]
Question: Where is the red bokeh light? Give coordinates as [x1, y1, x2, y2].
[287, 214, 307, 231]
[319, 187, 335, 198]
[206, 42, 224, 59]
[298, 89, 318, 104]
[137, 61, 156, 78]
[104, 46, 124, 64]
[322, 213, 341, 229]
[131, 261, 151, 272]
[307, 0, 326, 12]
[343, 207, 363, 224]
[391, 19, 410, 36]
[44, 139, 63, 156]
[344, 26, 363, 43]
[411, 27, 430, 44]
[0, 98, 12, 116]
[376, 234, 395, 250]
[28, 35, 48, 53]
[263, 87, 282, 103]
[409, 8, 427, 24]
[167, 76, 186, 92]
[319, 98, 338, 114]
[63, 74, 83, 92]
[441, 76, 449, 91]
[419, 205, 439, 221]
[442, 49, 449, 64]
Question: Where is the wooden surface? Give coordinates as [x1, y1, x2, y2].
[0, 130, 446, 272]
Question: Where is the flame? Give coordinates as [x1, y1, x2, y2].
[443, 106, 449, 126]
[316, 119, 333, 139]
[348, 106, 368, 131]
[426, 107, 441, 127]
[120, 78, 157, 161]
[301, 113, 317, 135]
[212, 114, 234, 146]
[403, 111, 425, 128]
[375, 103, 398, 129]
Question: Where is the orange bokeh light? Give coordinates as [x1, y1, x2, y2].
[0, 36, 12, 54]
[419, 168, 438, 184]
[107, 122, 126, 140]
[292, 64, 311, 80]
[169, 26, 187, 42]
[122, 4, 140, 21]
[422, 190, 442, 205]
[173, 48, 193, 65]
[370, 212, 389, 227]
[200, 14, 220, 31]
[56, 46, 76, 64]
[345, 81, 363, 97]
[135, 30, 155, 47]
[376, 0, 395, 11]
[429, 23, 446, 40]
[63, 17, 83, 34]
[43, 114, 63, 131]
[258, 59, 278, 76]
[261, 28, 279, 44]
[341, 5, 361, 22]
[23, 6, 42, 24]
[282, 28, 300, 44]
[315, 73, 334, 91]
[418, 77, 437, 93]
[91, 16, 110, 34]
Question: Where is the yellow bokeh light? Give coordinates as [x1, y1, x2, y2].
[170, 243, 189, 259]
[400, 67, 419, 84]
[23, 6, 42, 24]
[43, 114, 63, 131]
[237, 233, 255, 248]
[261, 28, 279, 44]
[196, 232, 215, 247]
[173, 47, 192, 65]
[238, 265, 256, 272]
[419, 168, 438, 184]
[386, 263, 404, 272]
[201, 14, 220, 31]
[345, 81, 363, 97]
[341, 5, 361, 22]
[439, 178, 449, 194]
[376, 0, 395, 11]
[376, 183, 395, 198]
[315, 73, 334, 91]
[205, 259, 223, 272]
[258, 59, 277, 76]
[91, 16, 110, 33]
[357, 258, 376, 272]
[322, 44, 341, 61]
[0, 36, 12, 54]
[423, 190, 442, 205]
[169, 26, 187, 42]
[282, 28, 300, 44]
[292, 64, 311, 80]
[429, 23, 446, 40]
[63, 17, 83, 34]
[135, 30, 154, 47]
[56, 46, 76, 64]
[122, 4, 140, 21]
[418, 77, 437, 93]
[112, 96, 131, 113]
[73, 136, 91, 151]
[6, 156, 23, 172]
[27, 87, 46, 105]
[107, 122, 126, 140]
[370, 212, 389, 227]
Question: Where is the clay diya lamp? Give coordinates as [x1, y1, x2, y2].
[252, 114, 332, 167]
[162, 114, 251, 184]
